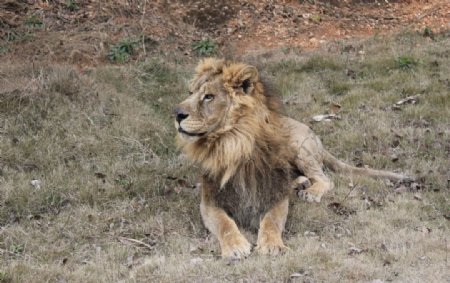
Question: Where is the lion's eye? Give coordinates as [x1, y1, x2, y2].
[203, 94, 214, 102]
[188, 91, 193, 96]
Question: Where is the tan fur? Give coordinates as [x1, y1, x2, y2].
[174, 58, 410, 259]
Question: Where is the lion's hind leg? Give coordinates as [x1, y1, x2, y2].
[295, 159, 334, 203]
[298, 176, 333, 203]
[256, 197, 289, 256]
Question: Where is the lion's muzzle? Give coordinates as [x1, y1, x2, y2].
[173, 107, 189, 123]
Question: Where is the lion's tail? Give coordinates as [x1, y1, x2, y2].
[322, 150, 411, 181]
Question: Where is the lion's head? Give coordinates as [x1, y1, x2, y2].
[174, 58, 288, 187]
[174, 58, 267, 140]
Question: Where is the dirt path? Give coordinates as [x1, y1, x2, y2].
[1, 0, 448, 66]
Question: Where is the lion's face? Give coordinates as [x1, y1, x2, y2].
[174, 75, 231, 141]
[174, 58, 262, 142]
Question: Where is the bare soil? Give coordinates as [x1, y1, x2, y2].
[1, 0, 448, 66]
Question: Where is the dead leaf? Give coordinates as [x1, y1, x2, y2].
[94, 172, 106, 179]
[391, 154, 399, 162]
[290, 268, 311, 278]
[329, 102, 342, 114]
[419, 226, 431, 234]
[173, 186, 182, 194]
[395, 95, 420, 105]
[346, 69, 356, 79]
[394, 185, 408, 194]
[177, 178, 189, 187]
[410, 182, 422, 191]
[328, 202, 355, 217]
[363, 196, 383, 208]
[348, 246, 367, 255]
[290, 273, 304, 278]
[312, 113, 341, 122]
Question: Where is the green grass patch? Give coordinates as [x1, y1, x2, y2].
[24, 14, 44, 29]
[64, 0, 80, 11]
[107, 38, 139, 63]
[191, 39, 217, 56]
[396, 55, 419, 70]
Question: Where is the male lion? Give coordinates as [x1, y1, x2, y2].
[174, 58, 409, 259]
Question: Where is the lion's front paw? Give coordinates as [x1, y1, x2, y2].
[256, 232, 289, 256]
[221, 232, 251, 260]
[256, 239, 289, 256]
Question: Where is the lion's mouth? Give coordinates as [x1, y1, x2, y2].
[178, 127, 206, 137]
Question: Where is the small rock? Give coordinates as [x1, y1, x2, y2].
[30, 179, 41, 190]
[413, 194, 422, 201]
[190, 257, 203, 264]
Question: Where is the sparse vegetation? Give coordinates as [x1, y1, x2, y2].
[64, 0, 80, 11]
[0, 45, 8, 55]
[9, 244, 24, 255]
[396, 55, 419, 70]
[191, 39, 217, 56]
[107, 38, 138, 63]
[423, 26, 434, 38]
[0, 33, 449, 282]
[24, 14, 44, 29]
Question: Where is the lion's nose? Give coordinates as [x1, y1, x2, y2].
[174, 107, 189, 123]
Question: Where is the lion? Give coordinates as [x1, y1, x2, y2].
[174, 58, 410, 259]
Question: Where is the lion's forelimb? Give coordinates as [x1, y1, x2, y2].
[200, 181, 251, 260]
[256, 197, 289, 255]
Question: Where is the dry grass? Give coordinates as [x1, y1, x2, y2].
[0, 32, 449, 282]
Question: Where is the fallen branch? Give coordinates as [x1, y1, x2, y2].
[118, 236, 154, 250]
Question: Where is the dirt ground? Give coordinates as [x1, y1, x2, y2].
[1, 0, 449, 66]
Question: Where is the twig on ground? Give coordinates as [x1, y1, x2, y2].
[118, 236, 154, 250]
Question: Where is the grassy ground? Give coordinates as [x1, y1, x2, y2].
[0, 32, 449, 282]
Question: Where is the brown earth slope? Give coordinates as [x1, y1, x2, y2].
[0, 0, 448, 66]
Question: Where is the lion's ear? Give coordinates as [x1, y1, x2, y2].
[225, 64, 259, 94]
[242, 78, 251, 94]
[195, 58, 225, 76]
